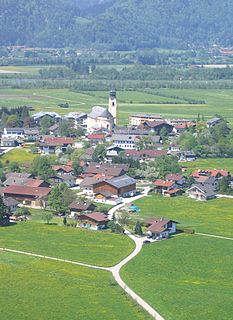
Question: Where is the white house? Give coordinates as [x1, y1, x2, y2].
[146, 218, 177, 239]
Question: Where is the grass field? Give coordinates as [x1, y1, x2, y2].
[181, 158, 233, 173]
[1, 88, 233, 124]
[0, 252, 149, 320]
[121, 235, 233, 320]
[133, 196, 233, 237]
[0, 220, 134, 266]
[0, 148, 38, 166]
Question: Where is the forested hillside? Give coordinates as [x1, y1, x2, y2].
[1, 0, 233, 49]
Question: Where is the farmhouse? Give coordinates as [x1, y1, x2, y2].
[39, 137, 74, 154]
[69, 202, 96, 216]
[76, 212, 109, 230]
[52, 165, 74, 175]
[153, 179, 176, 194]
[187, 184, 216, 201]
[3, 185, 51, 208]
[93, 175, 137, 198]
[112, 134, 139, 150]
[3, 177, 50, 188]
[146, 218, 177, 239]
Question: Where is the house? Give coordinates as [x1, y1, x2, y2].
[2, 128, 24, 139]
[173, 123, 188, 135]
[164, 188, 182, 197]
[69, 202, 96, 217]
[153, 179, 176, 194]
[1, 137, 18, 147]
[179, 151, 197, 161]
[5, 172, 33, 179]
[124, 149, 167, 161]
[3, 197, 19, 213]
[32, 111, 61, 123]
[2, 185, 51, 208]
[85, 163, 128, 177]
[206, 117, 221, 128]
[145, 218, 177, 239]
[65, 112, 87, 130]
[87, 133, 106, 144]
[129, 114, 165, 126]
[187, 184, 216, 200]
[112, 134, 139, 150]
[80, 177, 100, 195]
[76, 212, 109, 230]
[52, 165, 74, 175]
[165, 174, 187, 187]
[168, 144, 181, 155]
[93, 175, 137, 198]
[140, 121, 174, 134]
[24, 128, 40, 141]
[49, 123, 60, 136]
[106, 145, 124, 161]
[39, 137, 74, 154]
[3, 177, 50, 188]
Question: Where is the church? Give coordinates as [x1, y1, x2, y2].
[87, 90, 117, 133]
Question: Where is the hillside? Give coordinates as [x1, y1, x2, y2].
[1, 0, 233, 49]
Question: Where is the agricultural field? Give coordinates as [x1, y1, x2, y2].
[0, 252, 149, 320]
[121, 235, 233, 320]
[0, 65, 57, 74]
[0, 218, 134, 267]
[133, 196, 233, 237]
[181, 158, 233, 173]
[0, 148, 38, 166]
[1, 87, 233, 124]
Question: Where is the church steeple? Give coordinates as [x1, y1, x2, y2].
[108, 89, 117, 125]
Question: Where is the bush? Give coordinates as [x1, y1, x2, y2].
[15, 207, 31, 216]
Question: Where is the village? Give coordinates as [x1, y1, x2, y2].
[0, 90, 232, 242]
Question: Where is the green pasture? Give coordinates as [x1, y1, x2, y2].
[0, 148, 38, 166]
[0, 88, 233, 124]
[181, 158, 233, 173]
[0, 252, 148, 320]
[0, 219, 134, 267]
[133, 196, 233, 237]
[122, 235, 233, 320]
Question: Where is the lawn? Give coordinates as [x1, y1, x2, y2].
[181, 158, 233, 173]
[0, 251, 149, 320]
[1, 88, 233, 124]
[0, 148, 38, 166]
[133, 195, 233, 237]
[0, 219, 135, 267]
[121, 235, 233, 320]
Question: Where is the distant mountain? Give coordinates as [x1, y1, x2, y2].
[1, 0, 233, 49]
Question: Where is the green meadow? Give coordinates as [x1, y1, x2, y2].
[0, 148, 38, 166]
[1, 88, 233, 124]
[133, 196, 233, 237]
[121, 235, 233, 320]
[181, 158, 233, 173]
[0, 252, 149, 320]
[0, 220, 134, 267]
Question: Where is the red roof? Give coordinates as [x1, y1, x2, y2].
[3, 185, 51, 197]
[153, 179, 175, 188]
[210, 169, 229, 177]
[191, 169, 229, 178]
[79, 212, 109, 223]
[43, 137, 74, 145]
[166, 174, 183, 182]
[164, 188, 181, 195]
[147, 219, 170, 233]
[87, 134, 105, 140]
[24, 179, 46, 188]
[174, 123, 187, 129]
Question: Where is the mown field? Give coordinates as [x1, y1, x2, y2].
[133, 196, 233, 237]
[121, 235, 233, 320]
[181, 158, 233, 173]
[1, 88, 233, 124]
[0, 219, 134, 267]
[0, 252, 149, 320]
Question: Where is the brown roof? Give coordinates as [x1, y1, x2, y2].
[147, 219, 170, 233]
[69, 202, 94, 211]
[5, 172, 32, 179]
[153, 179, 175, 187]
[166, 174, 183, 182]
[3, 185, 51, 197]
[42, 137, 74, 146]
[85, 164, 125, 177]
[78, 212, 109, 223]
[87, 134, 105, 140]
[52, 165, 73, 173]
[125, 149, 167, 158]
[164, 188, 181, 195]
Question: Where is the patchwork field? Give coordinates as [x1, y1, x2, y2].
[121, 235, 233, 320]
[133, 196, 233, 237]
[0, 88, 233, 124]
[0, 252, 149, 320]
[0, 220, 134, 267]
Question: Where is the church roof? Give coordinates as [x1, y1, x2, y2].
[89, 106, 113, 119]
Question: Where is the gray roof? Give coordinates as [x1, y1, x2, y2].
[207, 117, 221, 125]
[3, 197, 19, 207]
[105, 175, 136, 189]
[5, 172, 32, 179]
[189, 184, 216, 198]
[89, 106, 113, 119]
[24, 128, 40, 135]
[112, 134, 139, 142]
[4, 128, 24, 133]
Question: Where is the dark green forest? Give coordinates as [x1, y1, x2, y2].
[1, 0, 233, 49]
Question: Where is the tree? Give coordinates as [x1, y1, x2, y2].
[8, 162, 21, 173]
[63, 216, 67, 226]
[135, 136, 154, 150]
[117, 210, 130, 226]
[0, 195, 9, 225]
[30, 156, 54, 181]
[153, 155, 181, 178]
[92, 144, 106, 162]
[59, 120, 70, 137]
[160, 127, 169, 142]
[107, 221, 124, 234]
[73, 163, 83, 176]
[48, 183, 76, 214]
[42, 211, 53, 224]
[134, 221, 143, 235]
[15, 207, 31, 216]
[40, 116, 54, 135]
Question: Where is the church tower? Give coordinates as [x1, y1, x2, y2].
[108, 89, 117, 125]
